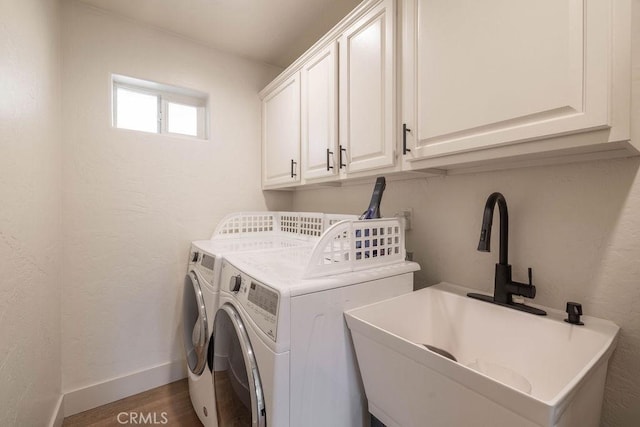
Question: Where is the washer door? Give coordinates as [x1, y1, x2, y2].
[183, 271, 208, 376]
[212, 303, 266, 427]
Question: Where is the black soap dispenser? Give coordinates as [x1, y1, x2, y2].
[565, 302, 584, 325]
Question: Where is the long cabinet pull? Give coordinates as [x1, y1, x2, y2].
[326, 149, 334, 171]
[290, 159, 297, 178]
[403, 123, 412, 155]
[339, 145, 347, 169]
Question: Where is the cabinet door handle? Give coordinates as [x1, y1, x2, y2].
[290, 159, 297, 178]
[326, 148, 334, 171]
[339, 145, 347, 169]
[403, 123, 412, 155]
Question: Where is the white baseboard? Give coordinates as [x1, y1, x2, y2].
[63, 360, 187, 417]
[48, 394, 65, 427]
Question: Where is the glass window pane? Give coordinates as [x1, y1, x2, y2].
[168, 102, 198, 136]
[116, 87, 158, 133]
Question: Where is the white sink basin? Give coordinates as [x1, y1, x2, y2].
[345, 282, 619, 427]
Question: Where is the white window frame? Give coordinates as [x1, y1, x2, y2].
[112, 74, 209, 140]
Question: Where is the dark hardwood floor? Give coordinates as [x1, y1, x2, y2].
[63, 379, 202, 426]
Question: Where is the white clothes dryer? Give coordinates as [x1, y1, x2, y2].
[212, 240, 420, 427]
[183, 241, 220, 427]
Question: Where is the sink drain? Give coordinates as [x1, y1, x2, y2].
[423, 344, 457, 362]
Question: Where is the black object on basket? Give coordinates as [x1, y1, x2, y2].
[359, 177, 386, 220]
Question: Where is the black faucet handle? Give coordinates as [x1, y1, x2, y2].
[525, 267, 536, 298]
[507, 268, 536, 299]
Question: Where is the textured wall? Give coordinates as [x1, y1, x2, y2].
[293, 3, 640, 424]
[0, 0, 62, 425]
[61, 1, 290, 394]
[293, 159, 640, 425]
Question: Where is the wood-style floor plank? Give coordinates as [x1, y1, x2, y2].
[62, 379, 202, 427]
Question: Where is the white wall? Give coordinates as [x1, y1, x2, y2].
[61, 0, 291, 401]
[0, 0, 62, 425]
[293, 159, 640, 425]
[294, 4, 640, 424]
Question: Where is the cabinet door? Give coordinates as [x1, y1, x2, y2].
[262, 73, 301, 186]
[301, 43, 339, 181]
[402, 0, 611, 160]
[339, 0, 396, 174]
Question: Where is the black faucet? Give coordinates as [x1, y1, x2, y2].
[468, 192, 546, 316]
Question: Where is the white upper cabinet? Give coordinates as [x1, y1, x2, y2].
[402, 0, 634, 167]
[261, 0, 635, 188]
[339, 0, 396, 174]
[261, 0, 399, 189]
[301, 42, 339, 181]
[262, 73, 301, 187]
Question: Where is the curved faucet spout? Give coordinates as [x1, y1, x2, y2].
[477, 192, 509, 265]
[470, 192, 545, 315]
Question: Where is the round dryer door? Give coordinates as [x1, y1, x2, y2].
[212, 303, 266, 427]
[182, 271, 208, 376]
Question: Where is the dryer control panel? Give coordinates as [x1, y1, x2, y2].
[221, 261, 279, 342]
[189, 248, 217, 285]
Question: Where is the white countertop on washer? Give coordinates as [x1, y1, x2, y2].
[192, 236, 313, 256]
[223, 247, 421, 297]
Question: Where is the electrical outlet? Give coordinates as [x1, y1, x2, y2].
[394, 208, 413, 231]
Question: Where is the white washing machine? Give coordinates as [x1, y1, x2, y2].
[183, 212, 357, 426]
[212, 240, 419, 427]
[183, 238, 315, 427]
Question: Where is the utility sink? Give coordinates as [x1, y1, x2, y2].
[345, 283, 619, 427]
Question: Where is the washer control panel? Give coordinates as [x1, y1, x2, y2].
[221, 261, 279, 342]
[247, 281, 278, 316]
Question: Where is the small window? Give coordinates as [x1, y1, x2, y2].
[112, 74, 208, 139]
[167, 102, 198, 136]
